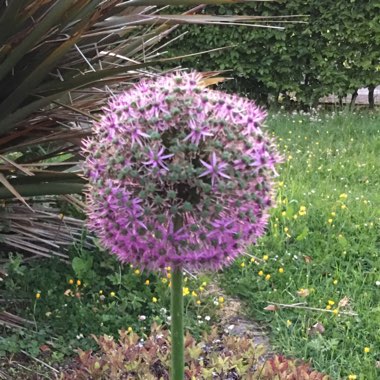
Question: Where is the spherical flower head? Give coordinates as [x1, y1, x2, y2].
[82, 72, 281, 272]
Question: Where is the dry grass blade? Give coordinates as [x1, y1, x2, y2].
[0, 155, 34, 176]
[0, 204, 88, 259]
[0, 311, 34, 329]
[0, 173, 32, 210]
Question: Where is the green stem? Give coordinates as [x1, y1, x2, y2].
[171, 266, 184, 380]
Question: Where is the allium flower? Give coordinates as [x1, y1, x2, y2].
[82, 72, 281, 271]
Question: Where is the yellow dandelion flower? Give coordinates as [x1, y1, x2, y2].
[167, 273, 172, 279]
[250, 257, 255, 263]
[35, 292, 41, 300]
[199, 286, 205, 291]
[286, 320, 292, 327]
[258, 271, 264, 276]
[284, 227, 289, 233]
[68, 279, 74, 285]
[299, 206, 307, 216]
[341, 204, 347, 209]
[166, 266, 171, 271]
[281, 211, 287, 216]
[191, 291, 198, 297]
[331, 212, 336, 217]
[152, 297, 158, 303]
[161, 278, 168, 284]
[240, 262, 245, 268]
[348, 375, 357, 380]
[364, 347, 370, 353]
[110, 291, 116, 297]
[332, 309, 339, 315]
[339, 193, 348, 200]
[333, 280, 338, 285]
[76, 280, 81, 286]
[326, 305, 332, 310]
[328, 300, 335, 306]
[183, 287, 190, 296]
[145, 280, 150, 285]
[328, 218, 333, 224]
[201, 281, 207, 287]
[134, 269, 140, 275]
[263, 255, 269, 261]
[196, 300, 201, 305]
[279, 267, 284, 273]
[218, 296, 225, 303]
[99, 290, 103, 295]
[127, 327, 133, 333]
[265, 274, 271, 281]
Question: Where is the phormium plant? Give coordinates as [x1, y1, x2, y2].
[82, 72, 281, 379]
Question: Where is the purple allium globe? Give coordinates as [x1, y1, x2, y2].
[82, 72, 281, 272]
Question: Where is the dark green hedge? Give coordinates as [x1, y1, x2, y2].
[168, 1, 380, 106]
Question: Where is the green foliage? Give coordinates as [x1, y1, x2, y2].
[0, 243, 218, 361]
[168, 2, 380, 106]
[221, 111, 380, 378]
[58, 324, 328, 379]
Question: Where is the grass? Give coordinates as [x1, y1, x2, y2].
[221, 110, 380, 379]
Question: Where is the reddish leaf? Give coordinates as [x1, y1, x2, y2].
[264, 304, 279, 311]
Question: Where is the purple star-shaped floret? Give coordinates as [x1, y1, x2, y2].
[129, 125, 150, 147]
[183, 120, 213, 146]
[199, 152, 230, 186]
[143, 146, 174, 171]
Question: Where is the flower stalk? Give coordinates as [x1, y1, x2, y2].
[171, 266, 184, 380]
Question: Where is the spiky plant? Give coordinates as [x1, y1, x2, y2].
[0, 0, 281, 259]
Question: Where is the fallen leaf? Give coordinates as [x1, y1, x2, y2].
[303, 255, 313, 263]
[338, 296, 350, 308]
[297, 288, 310, 297]
[39, 344, 51, 352]
[264, 304, 279, 312]
[308, 322, 325, 336]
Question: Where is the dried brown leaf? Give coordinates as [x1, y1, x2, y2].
[338, 296, 350, 308]
[297, 288, 310, 297]
[264, 304, 279, 311]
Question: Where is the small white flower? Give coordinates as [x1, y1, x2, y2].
[138, 315, 146, 321]
[76, 333, 84, 340]
[204, 316, 211, 321]
[376, 281, 380, 287]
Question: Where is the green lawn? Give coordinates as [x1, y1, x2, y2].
[221, 111, 380, 379]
